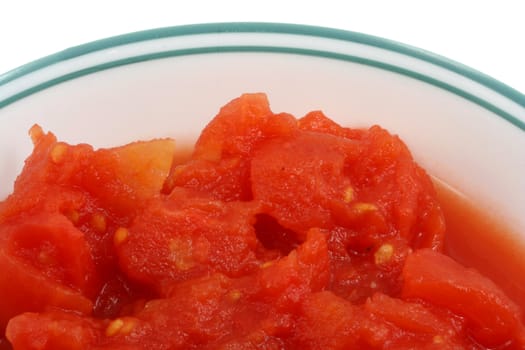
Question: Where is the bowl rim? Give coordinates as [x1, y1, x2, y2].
[0, 22, 524, 130]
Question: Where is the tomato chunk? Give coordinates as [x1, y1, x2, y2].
[193, 93, 297, 161]
[0, 230, 93, 332]
[6, 231, 329, 350]
[163, 93, 297, 200]
[252, 228, 330, 310]
[116, 188, 261, 293]
[293, 291, 362, 349]
[6, 311, 101, 350]
[80, 138, 175, 217]
[3, 213, 98, 295]
[402, 249, 525, 348]
[0, 126, 177, 325]
[364, 293, 467, 348]
[251, 132, 359, 237]
[252, 118, 444, 250]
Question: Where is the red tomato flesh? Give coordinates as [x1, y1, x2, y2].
[1, 93, 523, 350]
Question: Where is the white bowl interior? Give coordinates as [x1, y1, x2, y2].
[0, 32, 524, 246]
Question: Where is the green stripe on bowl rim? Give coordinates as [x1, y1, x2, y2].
[0, 22, 524, 131]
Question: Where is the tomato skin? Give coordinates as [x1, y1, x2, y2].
[402, 249, 525, 348]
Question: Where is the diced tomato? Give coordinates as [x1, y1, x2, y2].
[3, 213, 99, 296]
[251, 132, 359, 237]
[80, 138, 175, 218]
[298, 110, 365, 140]
[4, 230, 330, 349]
[293, 291, 469, 349]
[326, 228, 411, 302]
[163, 93, 297, 200]
[163, 157, 251, 201]
[292, 291, 363, 349]
[299, 110, 445, 249]
[402, 249, 525, 348]
[365, 293, 453, 335]
[252, 228, 330, 310]
[0, 126, 177, 328]
[6, 311, 101, 350]
[1, 124, 175, 240]
[341, 125, 445, 250]
[0, 94, 523, 350]
[0, 211, 96, 332]
[193, 93, 297, 161]
[252, 120, 444, 250]
[0, 232, 93, 331]
[364, 293, 467, 348]
[4, 273, 269, 350]
[115, 188, 261, 293]
[0, 126, 92, 222]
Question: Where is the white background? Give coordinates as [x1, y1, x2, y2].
[1, 0, 524, 94]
